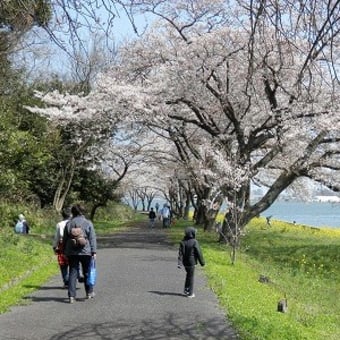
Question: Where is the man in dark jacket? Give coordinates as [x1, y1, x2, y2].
[63, 204, 97, 303]
[178, 227, 205, 298]
[148, 207, 156, 228]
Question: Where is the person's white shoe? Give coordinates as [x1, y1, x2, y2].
[187, 293, 195, 298]
[86, 292, 95, 299]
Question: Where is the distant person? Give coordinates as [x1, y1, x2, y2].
[63, 204, 97, 303]
[53, 208, 71, 288]
[148, 207, 156, 228]
[161, 204, 171, 228]
[155, 202, 159, 213]
[14, 214, 29, 234]
[177, 227, 205, 298]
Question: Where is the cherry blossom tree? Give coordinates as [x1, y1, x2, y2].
[26, 89, 125, 211]
[27, 1, 340, 260]
[119, 132, 176, 210]
[97, 0, 340, 244]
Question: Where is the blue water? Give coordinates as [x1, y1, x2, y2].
[261, 201, 340, 228]
[147, 199, 340, 228]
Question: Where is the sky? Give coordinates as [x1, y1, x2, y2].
[17, 5, 150, 78]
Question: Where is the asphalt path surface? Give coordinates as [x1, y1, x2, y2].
[0, 221, 238, 339]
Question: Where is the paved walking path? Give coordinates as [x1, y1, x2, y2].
[0, 222, 238, 339]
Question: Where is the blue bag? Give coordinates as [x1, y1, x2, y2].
[14, 221, 24, 233]
[87, 257, 96, 286]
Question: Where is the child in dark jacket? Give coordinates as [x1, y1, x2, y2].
[178, 227, 205, 298]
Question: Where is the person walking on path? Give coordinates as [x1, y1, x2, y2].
[178, 226, 205, 298]
[148, 207, 156, 228]
[53, 208, 71, 288]
[54, 208, 84, 288]
[63, 204, 97, 303]
[161, 204, 171, 228]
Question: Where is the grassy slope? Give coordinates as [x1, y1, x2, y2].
[168, 218, 340, 340]
[0, 231, 58, 313]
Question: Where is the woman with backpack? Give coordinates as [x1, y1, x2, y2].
[63, 204, 97, 303]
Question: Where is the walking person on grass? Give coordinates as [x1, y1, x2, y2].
[63, 204, 97, 303]
[177, 227, 205, 298]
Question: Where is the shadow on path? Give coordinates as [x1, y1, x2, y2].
[48, 314, 236, 340]
[148, 290, 184, 297]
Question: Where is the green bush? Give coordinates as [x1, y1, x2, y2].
[94, 201, 136, 222]
[0, 201, 59, 236]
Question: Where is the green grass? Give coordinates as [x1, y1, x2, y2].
[94, 211, 145, 234]
[2, 206, 339, 339]
[168, 218, 340, 340]
[0, 231, 58, 313]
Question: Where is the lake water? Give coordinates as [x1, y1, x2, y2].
[148, 200, 340, 228]
[260, 201, 340, 228]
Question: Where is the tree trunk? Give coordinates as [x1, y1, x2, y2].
[218, 210, 240, 265]
[203, 195, 223, 231]
[183, 195, 191, 220]
[53, 158, 76, 212]
[203, 208, 219, 231]
[195, 201, 207, 225]
[53, 158, 75, 213]
[90, 203, 103, 221]
[147, 199, 152, 211]
[53, 176, 65, 212]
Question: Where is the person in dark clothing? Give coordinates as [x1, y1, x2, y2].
[148, 207, 156, 228]
[53, 208, 84, 288]
[63, 204, 97, 303]
[178, 227, 205, 298]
